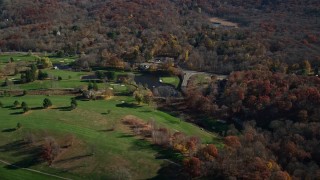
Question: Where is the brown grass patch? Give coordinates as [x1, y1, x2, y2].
[23, 111, 32, 115]
[52, 138, 96, 174]
[122, 115, 145, 128]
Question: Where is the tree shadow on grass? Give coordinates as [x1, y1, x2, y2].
[2, 128, 16, 132]
[129, 138, 183, 162]
[52, 106, 72, 111]
[98, 129, 115, 132]
[14, 94, 25, 97]
[3, 105, 14, 109]
[116, 102, 141, 109]
[54, 154, 93, 164]
[31, 107, 43, 110]
[59, 165, 87, 173]
[128, 139, 184, 179]
[117, 134, 135, 138]
[0, 140, 43, 169]
[10, 112, 23, 115]
[148, 163, 184, 180]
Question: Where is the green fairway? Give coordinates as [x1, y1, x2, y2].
[0, 69, 129, 93]
[0, 53, 77, 64]
[0, 95, 220, 179]
[0, 53, 37, 63]
[160, 76, 180, 88]
[0, 164, 57, 180]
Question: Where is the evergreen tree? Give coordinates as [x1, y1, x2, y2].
[21, 102, 27, 108]
[43, 98, 52, 108]
[13, 100, 20, 108]
[16, 123, 21, 129]
[70, 98, 77, 110]
[23, 105, 30, 113]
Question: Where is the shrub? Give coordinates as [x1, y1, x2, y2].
[16, 123, 22, 129]
[106, 71, 116, 80]
[43, 98, 52, 108]
[0, 101, 3, 108]
[23, 106, 30, 113]
[70, 98, 77, 110]
[23, 90, 27, 96]
[38, 70, 49, 80]
[13, 100, 20, 108]
[21, 102, 27, 108]
[122, 115, 145, 128]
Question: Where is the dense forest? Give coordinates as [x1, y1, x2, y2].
[1, 0, 319, 73]
[1, 0, 320, 179]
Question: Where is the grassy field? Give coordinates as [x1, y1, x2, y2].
[160, 76, 180, 88]
[0, 95, 220, 179]
[0, 53, 37, 63]
[0, 69, 129, 93]
[0, 165, 58, 180]
[0, 53, 77, 64]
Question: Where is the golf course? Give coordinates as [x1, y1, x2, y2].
[0, 52, 222, 179]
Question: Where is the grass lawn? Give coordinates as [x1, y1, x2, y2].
[0, 53, 37, 63]
[47, 55, 77, 64]
[0, 165, 57, 180]
[160, 76, 180, 88]
[0, 69, 130, 93]
[192, 74, 211, 85]
[0, 95, 220, 179]
[0, 53, 77, 64]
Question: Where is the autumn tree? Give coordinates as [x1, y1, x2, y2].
[198, 144, 218, 161]
[42, 137, 60, 165]
[183, 157, 201, 177]
[133, 85, 153, 105]
[298, 110, 308, 122]
[37, 57, 53, 68]
[302, 60, 311, 75]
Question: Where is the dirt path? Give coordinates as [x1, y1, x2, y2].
[0, 159, 72, 180]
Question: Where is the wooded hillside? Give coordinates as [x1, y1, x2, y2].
[0, 0, 319, 74]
